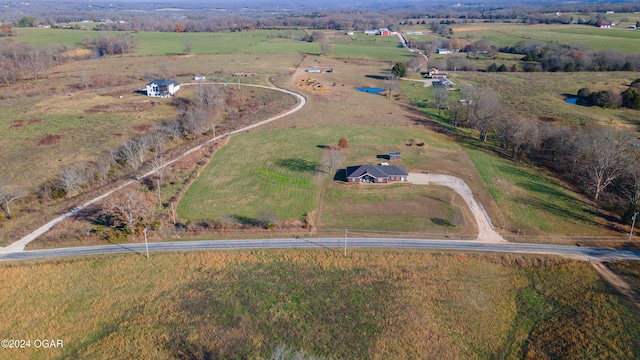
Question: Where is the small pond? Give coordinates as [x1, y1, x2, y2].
[565, 97, 579, 105]
[355, 87, 385, 94]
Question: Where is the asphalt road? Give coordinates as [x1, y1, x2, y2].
[1, 238, 639, 262]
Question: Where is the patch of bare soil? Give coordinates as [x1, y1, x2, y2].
[36, 134, 62, 146]
[594, 261, 640, 310]
[86, 101, 152, 114]
[10, 120, 24, 128]
[298, 77, 332, 94]
[132, 124, 152, 132]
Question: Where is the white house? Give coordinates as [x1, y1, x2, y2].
[436, 48, 452, 54]
[146, 79, 180, 98]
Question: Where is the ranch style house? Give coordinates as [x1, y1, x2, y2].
[346, 164, 408, 183]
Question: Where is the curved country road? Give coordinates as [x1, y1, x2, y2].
[1, 238, 639, 262]
[0, 83, 307, 254]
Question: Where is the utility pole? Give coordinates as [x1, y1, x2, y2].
[630, 212, 639, 240]
[344, 229, 348, 257]
[143, 227, 149, 259]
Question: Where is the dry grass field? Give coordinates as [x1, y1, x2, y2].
[0, 250, 637, 359]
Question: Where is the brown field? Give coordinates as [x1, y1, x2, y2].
[0, 250, 637, 359]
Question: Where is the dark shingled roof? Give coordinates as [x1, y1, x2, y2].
[147, 79, 179, 87]
[346, 165, 408, 179]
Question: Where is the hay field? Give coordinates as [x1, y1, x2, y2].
[0, 250, 637, 359]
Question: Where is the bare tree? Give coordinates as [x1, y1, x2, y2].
[120, 138, 146, 176]
[0, 181, 24, 216]
[320, 146, 345, 174]
[107, 187, 153, 234]
[59, 165, 88, 198]
[433, 84, 449, 115]
[183, 40, 194, 55]
[320, 41, 333, 57]
[96, 155, 113, 185]
[447, 99, 467, 127]
[465, 87, 502, 142]
[581, 127, 632, 200]
[388, 74, 399, 99]
[149, 154, 168, 206]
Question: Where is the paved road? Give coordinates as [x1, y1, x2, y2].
[0, 84, 306, 254]
[1, 238, 639, 262]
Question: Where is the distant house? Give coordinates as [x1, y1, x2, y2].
[364, 30, 378, 35]
[436, 48, 452, 54]
[307, 67, 321, 73]
[146, 79, 180, 98]
[389, 152, 401, 161]
[346, 164, 408, 183]
[380, 28, 392, 36]
[345, 31, 354, 36]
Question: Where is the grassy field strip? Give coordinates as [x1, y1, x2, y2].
[0, 84, 305, 253]
[0, 250, 638, 359]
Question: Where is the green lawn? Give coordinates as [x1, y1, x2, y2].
[178, 126, 465, 225]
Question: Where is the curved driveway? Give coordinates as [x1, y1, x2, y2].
[0, 83, 306, 254]
[409, 173, 505, 243]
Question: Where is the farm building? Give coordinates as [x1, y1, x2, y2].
[146, 79, 180, 98]
[436, 48, 452, 54]
[364, 30, 378, 35]
[598, 23, 612, 28]
[307, 68, 321, 73]
[346, 164, 408, 183]
[433, 78, 456, 89]
[389, 152, 401, 161]
[380, 28, 392, 36]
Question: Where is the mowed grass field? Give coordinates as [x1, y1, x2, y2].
[400, 80, 617, 237]
[178, 125, 481, 235]
[0, 250, 638, 359]
[15, 28, 411, 60]
[450, 22, 640, 53]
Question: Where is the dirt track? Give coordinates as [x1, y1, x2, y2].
[409, 173, 506, 243]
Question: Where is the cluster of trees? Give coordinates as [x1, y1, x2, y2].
[448, 87, 640, 212]
[81, 34, 137, 55]
[502, 40, 640, 72]
[575, 80, 640, 110]
[0, 39, 54, 83]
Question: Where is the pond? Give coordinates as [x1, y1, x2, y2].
[355, 87, 385, 94]
[565, 97, 579, 105]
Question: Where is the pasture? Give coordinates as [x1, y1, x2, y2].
[0, 250, 637, 359]
[177, 125, 480, 236]
[400, 80, 619, 237]
[14, 28, 411, 60]
[451, 22, 640, 53]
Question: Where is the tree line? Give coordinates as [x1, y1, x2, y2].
[448, 87, 640, 219]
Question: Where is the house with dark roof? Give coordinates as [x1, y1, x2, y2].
[146, 79, 180, 98]
[346, 164, 408, 183]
